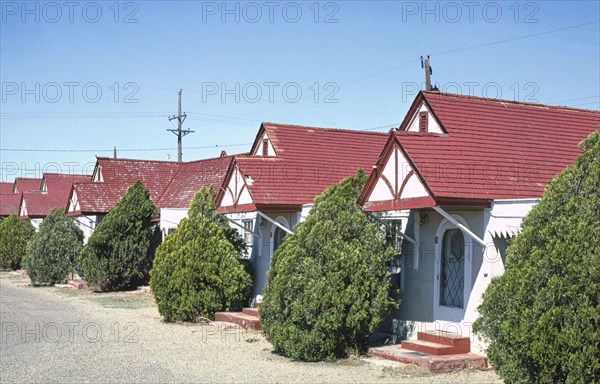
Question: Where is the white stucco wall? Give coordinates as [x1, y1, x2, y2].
[224, 209, 307, 304]
[160, 208, 190, 239]
[31, 218, 42, 231]
[384, 199, 538, 354]
[74, 215, 99, 243]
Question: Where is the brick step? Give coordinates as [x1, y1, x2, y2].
[67, 280, 88, 290]
[242, 308, 259, 317]
[401, 340, 462, 356]
[418, 330, 470, 352]
[369, 346, 488, 373]
[214, 312, 261, 330]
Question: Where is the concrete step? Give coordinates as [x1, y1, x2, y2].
[369, 346, 488, 373]
[242, 308, 259, 317]
[214, 312, 261, 330]
[401, 340, 457, 356]
[417, 331, 470, 353]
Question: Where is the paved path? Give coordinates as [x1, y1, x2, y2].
[0, 272, 502, 383]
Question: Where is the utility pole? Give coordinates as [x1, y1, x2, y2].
[168, 89, 194, 162]
[420, 55, 433, 91]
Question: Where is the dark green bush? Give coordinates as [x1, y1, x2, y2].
[260, 170, 397, 362]
[80, 181, 160, 291]
[473, 129, 600, 383]
[24, 208, 83, 285]
[0, 215, 35, 270]
[150, 185, 252, 322]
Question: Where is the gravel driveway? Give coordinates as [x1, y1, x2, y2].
[0, 272, 502, 383]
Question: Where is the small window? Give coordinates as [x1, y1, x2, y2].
[243, 219, 254, 245]
[262, 139, 269, 156]
[385, 219, 403, 252]
[419, 112, 428, 133]
[167, 228, 176, 235]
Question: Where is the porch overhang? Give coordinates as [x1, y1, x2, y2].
[255, 203, 302, 213]
[217, 203, 257, 214]
[363, 196, 491, 213]
[362, 196, 436, 212]
[256, 211, 294, 235]
[432, 206, 486, 246]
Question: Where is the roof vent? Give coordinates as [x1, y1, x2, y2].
[419, 111, 428, 133]
[262, 139, 269, 156]
[220, 150, 227, 157]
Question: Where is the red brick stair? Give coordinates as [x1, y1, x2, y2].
[401, 330, 470, 355]
[242, 307, 259, 317]
[369, 330, 487, 372]
[215, 308, 261, 330]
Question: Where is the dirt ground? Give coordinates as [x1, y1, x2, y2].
[0, 271, 503, 383]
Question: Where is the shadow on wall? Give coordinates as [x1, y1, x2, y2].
[368, 312, 416, 347]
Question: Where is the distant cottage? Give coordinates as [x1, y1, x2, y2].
[216, 122, 389, 300]
[66, 155, 232, 242]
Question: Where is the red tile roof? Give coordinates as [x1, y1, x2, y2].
[95, 157, 182, 202]
[219, 123, 389, 211]
[0, 182, 21, 217]
[70, 155, 234, 215]
[20, 174, 90, 218]
[157, 156, 232, 209]
[361, 91, 600, 209]
[70, 181, 132, 215]
[0, 182, 13, 195]
[13, 178, 42, 193]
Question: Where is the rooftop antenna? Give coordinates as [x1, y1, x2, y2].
[167, 89, 195, 162]
[420, 55, 434, 91]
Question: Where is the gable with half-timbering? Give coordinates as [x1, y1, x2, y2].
[220, 163, 254, 208]
[369, 143, 429, 203]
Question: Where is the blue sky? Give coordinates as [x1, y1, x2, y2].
[1, 0, 599, 182]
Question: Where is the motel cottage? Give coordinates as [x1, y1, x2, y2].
[19, 173, 90, 229]
[215, 122, 389, 300]
[1, 177, 43, 219]
[358, 91, 600, 351]
[66, 154, 232, 242]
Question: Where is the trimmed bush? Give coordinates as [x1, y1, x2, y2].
[24, 208, 83, 285]
[80, 181, 160, 291]
[150, 185, 252, 322]
[260, 170, 397, 362]
[0, 215, 35, 270]
[473, 129, 600, 383]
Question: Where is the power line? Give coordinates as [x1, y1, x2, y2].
[546, 96, 600, 105]
[0, 143, 251, 153]
[430, 20, 599, 57]
[362, 123, 401, 131]
[0, 112, 172, 120]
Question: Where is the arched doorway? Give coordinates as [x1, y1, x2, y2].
[273, 226, 287, 253]
[440, 228, 465, 308]
[433, 215, 472, 322]
[270, 216, 290, 256]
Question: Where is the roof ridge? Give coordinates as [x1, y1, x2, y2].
[262, 122, 390, 136]
[423, 91, 600, 114]
[96, 157, 182, 164]
[182, 154, 236, 165]
[43, 172, 90, 176]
